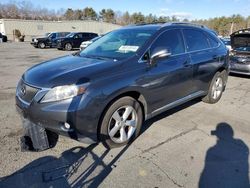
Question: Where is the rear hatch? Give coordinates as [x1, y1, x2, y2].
[231, 29, 250, 52]
[230, 29, 250, 64]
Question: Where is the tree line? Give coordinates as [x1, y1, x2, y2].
[1, 1, 250, 36]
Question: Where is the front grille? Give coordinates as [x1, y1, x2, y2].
[17, 80, 39, 104]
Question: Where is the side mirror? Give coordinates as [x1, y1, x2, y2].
[150, 49, 171, 66]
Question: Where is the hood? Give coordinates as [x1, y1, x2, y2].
[23, 55, 121, 88]
[32, 37, 48, 42]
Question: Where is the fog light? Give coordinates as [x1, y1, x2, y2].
[64, 122, 71, 129]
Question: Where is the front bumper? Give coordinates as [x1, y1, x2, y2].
[16, 89, 100, 144]
[230, 62, 250, 75]
[30, 42, 38, 48]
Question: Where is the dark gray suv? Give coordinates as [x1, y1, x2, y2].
[16, 23, 229, 150]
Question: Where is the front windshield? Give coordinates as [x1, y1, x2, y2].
[66, 33, 76, 38]
[48, 33, 56, 39]
[235, 46, 250, 52]
[80, 29, 157, 60]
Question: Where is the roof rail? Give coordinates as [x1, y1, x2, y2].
[128, 22, 166, 26]
[164, 22, 207, 28]
[127, 22, 207, 29]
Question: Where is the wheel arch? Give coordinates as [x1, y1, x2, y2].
[96, 90, 147, 141]
[64, 41, 73, 49]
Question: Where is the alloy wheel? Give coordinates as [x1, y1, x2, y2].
[108, 105, 138, 144]
[65, 43, 72, 51]
[212, 77, 223, 100]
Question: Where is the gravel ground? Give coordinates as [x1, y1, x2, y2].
[0, 42, 249, 188]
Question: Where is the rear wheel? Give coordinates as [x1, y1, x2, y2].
[64, 43, 72, 51]
[99, 97, 143, 149]
[202, 71, 225, 104]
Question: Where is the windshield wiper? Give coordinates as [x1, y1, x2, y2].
[84, 55, 117, 61]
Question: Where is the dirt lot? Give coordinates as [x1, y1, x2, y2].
[0, 42, 250, 188]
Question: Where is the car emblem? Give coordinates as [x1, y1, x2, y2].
[20, 85, 26, 96]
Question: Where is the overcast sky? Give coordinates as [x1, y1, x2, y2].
[2, 0, 250, 19]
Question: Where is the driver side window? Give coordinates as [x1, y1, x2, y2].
[151, 29, 185, 56]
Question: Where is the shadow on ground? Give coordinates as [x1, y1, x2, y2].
[0, 98, 202, 188]
[199, 122, 249, 188]
[0, 144, 128, 188]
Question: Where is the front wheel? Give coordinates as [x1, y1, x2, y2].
[64, 43, 72, 51]
[202, 71, 226, 104]
[38, 42, 46, 49]
[99, 97, 143, 149]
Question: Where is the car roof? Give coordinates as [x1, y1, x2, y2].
[122, 22, 216, 34]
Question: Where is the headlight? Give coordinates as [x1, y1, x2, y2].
[41, 84, 88, 103]
[34, 38, 38, 42]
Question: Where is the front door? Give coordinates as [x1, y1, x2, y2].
[143, 29, 194, 113]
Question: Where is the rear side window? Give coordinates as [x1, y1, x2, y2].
[183, 29, 209, 52]
[75, 33, 83, 38]
[207, 34, 220, 48]
[82, 33, 90, 39]
[151, 29, 185, 55]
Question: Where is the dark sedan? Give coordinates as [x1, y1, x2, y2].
[57, 32, 98, 51]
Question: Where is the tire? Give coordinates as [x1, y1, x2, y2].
[99, 97, 143, 149]
[202, 71, 226, 104]
[64, 43, 72, 51]
[38, 42, 46, 49]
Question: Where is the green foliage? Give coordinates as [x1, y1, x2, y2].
[192, 14, 248, 36]
[82, 7, 97, 20]
[64, 8, 74, 20]
[1, 1, 250, 35]
[99, 9, 115, 23]
[130, 12, 145, 24]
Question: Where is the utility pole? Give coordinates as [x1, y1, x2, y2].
[230, 22, 234, 35]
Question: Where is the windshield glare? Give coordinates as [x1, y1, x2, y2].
[80, 29, 156, 60]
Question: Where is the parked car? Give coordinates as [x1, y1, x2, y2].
[57, 32, 98, 51]
[31, 32, 70, 49]
[0, 33, 8, 42]
[221, 37, 232, 52]
[230, 29, 250, 75]
[16, 23, 229, 150]
[80, 36, 101, 50]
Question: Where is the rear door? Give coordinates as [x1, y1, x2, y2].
[182, 29, 220, 92]
[144, 29, 193, 112]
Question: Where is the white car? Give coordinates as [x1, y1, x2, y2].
[80, 36, 101, 50]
